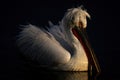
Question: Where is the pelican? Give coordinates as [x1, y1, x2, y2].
[17, 6, 100, 72]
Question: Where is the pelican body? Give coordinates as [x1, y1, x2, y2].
[17, 6, 100, 71]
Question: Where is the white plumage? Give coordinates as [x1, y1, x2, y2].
[17, 6, 91, 71]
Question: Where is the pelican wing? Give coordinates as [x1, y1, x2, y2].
[47, 21, 74, 54]
[17, 24, 71, 66]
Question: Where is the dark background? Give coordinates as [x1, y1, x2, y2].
[1, 0, 120, 79]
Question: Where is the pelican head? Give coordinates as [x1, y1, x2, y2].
[62, 6, 90, 29]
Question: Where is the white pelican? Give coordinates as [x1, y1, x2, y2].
[17, 6, 100, 72]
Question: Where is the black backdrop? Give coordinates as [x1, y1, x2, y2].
[1, 0, 120, 79]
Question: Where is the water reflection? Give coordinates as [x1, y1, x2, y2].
[16, 70, 98, 80]
[55, 72, 88, 80]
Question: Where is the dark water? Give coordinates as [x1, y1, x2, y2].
[15, 72, 95, 80]
[2, 0, 120, 79]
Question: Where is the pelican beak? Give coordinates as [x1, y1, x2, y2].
[72, 26, 101, 74]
